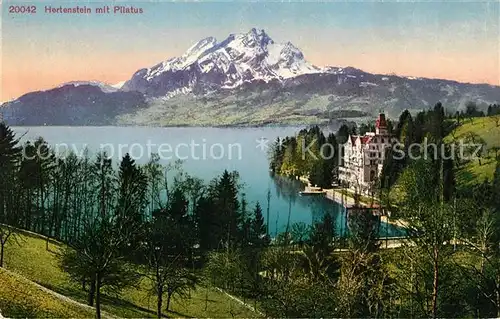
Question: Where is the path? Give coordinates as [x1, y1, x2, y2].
[2, 267, 117, 319]
[215, 287, 265, 317]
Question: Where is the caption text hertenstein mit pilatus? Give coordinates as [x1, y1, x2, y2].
[8, 5, 144, 14]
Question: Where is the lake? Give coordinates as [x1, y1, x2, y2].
[11, 126, 402, 238]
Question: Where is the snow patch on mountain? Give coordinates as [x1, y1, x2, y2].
[127, 28, 323, 97]
[58, 81, 119, 93]
[360, 82, 378, 87]
[111, 81, 126, 89]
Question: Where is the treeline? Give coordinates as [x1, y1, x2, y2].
[3, 101, 500, 319]
[379, 102, 456, 190]
[268, 126, 342, 188]
[379, 101, 500, 191]
[455, 102, 500, 120]
[1, 122, 377, 319]
[487, 103, 500, 116]
[376, 103, 500, 317]
[268, 117, 397, 189]
[263, 101, 500, 318]
[0, 123, 273, 318]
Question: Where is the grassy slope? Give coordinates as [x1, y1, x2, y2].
[387, 116, 500, 204]
[3, 232, 259, 318]
[0, 268, 96, 318]
[445, 115, 500, 189]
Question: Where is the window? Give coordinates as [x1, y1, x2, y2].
[382, 138, 385, 143]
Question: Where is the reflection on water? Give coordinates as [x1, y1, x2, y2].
[269, 173, 405, 238]
[11, 125, 405, 239]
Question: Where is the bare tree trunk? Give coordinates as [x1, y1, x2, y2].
[0, 230, 11, 268]
[0, 242, 5, 267]
[432, 246, 439, 318]
[88, 275, 96, 306]
[95, 275, 102, 319]
[496, 276, 500, 318]
[157, 285, 163, 319]
[166, 292, 172, 312]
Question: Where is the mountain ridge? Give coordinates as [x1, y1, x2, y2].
[2, 28, 500, 126]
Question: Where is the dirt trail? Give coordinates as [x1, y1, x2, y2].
[215, 287, 264, 317]
[1, 268, 117, 319]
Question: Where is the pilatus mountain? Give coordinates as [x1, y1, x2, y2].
[3, 28, 500, 126]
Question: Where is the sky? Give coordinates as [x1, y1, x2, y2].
[2, 1, 499, 101]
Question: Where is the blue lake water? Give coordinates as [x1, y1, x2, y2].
[12, 126, 402, 237]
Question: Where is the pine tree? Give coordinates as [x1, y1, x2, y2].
[347, 208, 380, 253]
[0, 124, 20, 267]
[309, 213, 335, 257]
[337, 124, 350, 145]
[116, 153, 148, 249]
[214, 170, 241, 248]
[250, 202, 269, 247]
[194, 195, 219, 252]
[94, 152, 115, 219]
[0, 123, 21, 224]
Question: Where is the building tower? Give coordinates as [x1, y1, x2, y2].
[375, 113, 388, 135]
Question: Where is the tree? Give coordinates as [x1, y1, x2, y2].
[60, 216, 139, 319]
[461, 101, 485, 120]
[205, 249, 246, 293]
[461, 207, 500, 317]
[309, 213, 335, 257]
[337, 124, 350, 145]
[336, 206, 395, 318]
[116, 153, 148, 251]
[359, 122, 375, 135]
[142, 216, 197, 318]
[394, 110, 414, 145]
[26, 138, 56, 236]
[214, 170, 242, 248]
[0, 225, 16, 268]
[269, 137, 285, 172]
[493, 163, 500, 213]
[397, 159, 456, 318]
[249, 202, 269, 248]
[291, 222, 309, 246]
[93, 152, 115, 219]
[144, 153, 165, 214]
[0, 123, 21, 266]
[347, 208, 380, 253]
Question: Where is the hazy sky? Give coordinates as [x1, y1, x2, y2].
[2, 1, 499, 101]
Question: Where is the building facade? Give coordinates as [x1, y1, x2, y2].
[338, 113, 392, 194]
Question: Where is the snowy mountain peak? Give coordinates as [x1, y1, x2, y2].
[123, 28, 322, 97]
[185, 36, 217, 60]
[243, 28, 274, 47]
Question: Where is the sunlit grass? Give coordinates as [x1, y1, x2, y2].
[0, 268, 96, 318]
[3, 231, 260, 318]
[445, 115, 500, 188]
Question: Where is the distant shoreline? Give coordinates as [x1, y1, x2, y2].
[7, 122, 347, 129]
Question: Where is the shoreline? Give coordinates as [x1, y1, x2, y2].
[298, 176, 409, 228]
[299, 176, 373, 208]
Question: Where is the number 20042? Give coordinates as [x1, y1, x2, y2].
[9, 5, 37, 14]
